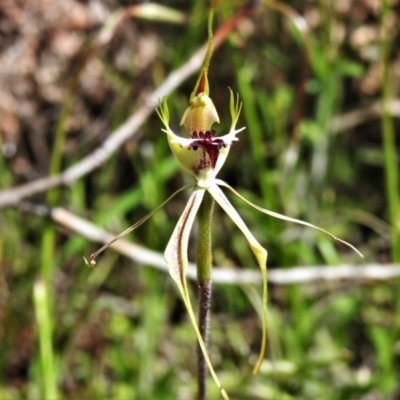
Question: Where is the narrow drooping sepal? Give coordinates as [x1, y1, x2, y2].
[87, 183, 195, 265]
[215, 179, 364, 258]
[207, 184, 268, 375]
[164, 188, 229, 400]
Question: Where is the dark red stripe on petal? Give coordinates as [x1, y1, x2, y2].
[176, 193, 197, 284]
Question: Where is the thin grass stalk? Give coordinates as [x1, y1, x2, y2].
[380, 0, 400, 262]
[33, 279, 58, 400]
[196, 191, 214, 400]
[234, 62, 276, 212]
[379, 2, 400, 395]
[37, 87, 73, 399]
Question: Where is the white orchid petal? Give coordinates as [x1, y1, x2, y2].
[165, 188, 205, 286]
[218, 127, 245, 148]
[165, 188, 228, 400]
[219, 127, 245, 143]
[216, 179, 364, 258]
[212, 127, 245, 177]
[208, 184, 268, 374]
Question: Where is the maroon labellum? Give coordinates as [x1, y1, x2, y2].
[187, 130, 228, 169]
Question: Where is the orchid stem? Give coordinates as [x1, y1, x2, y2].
[197, 280, 212, 400]
[196, 190, 214, 400]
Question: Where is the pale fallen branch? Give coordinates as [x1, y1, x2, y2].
[330, 99, 400, 134]
[48, 206, 399, 286]
[0, 5, 253, 209]
[283, 98, 400, 169]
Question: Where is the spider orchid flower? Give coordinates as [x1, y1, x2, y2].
[87, 77, 363, 400]
[87, 10, 363, 400]
[157, 78, 363, 394]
